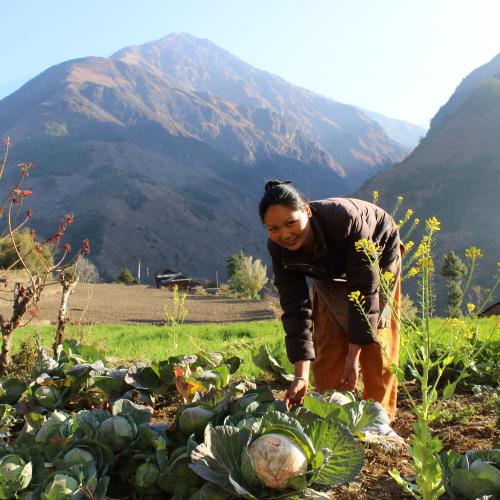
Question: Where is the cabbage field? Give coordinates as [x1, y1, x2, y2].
[0, 332, 499, 499]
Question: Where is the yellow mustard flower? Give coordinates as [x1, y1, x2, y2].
[354, 238, 381, 257]
[407, 267, 420, 277]
[405, 241, 414, 252]
[425, 216, 441, 232]
[348, 290, 365, 305]
[467, 303, 476, 313]
[372, 190, 379, 204]
[465, 247, 483, 259]
[382, 271, 395, 286]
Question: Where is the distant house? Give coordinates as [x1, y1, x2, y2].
[479, 300, 500, 317]
[154, 268, 194, 290]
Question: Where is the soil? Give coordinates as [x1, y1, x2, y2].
[0, 282, 276, 325]
[331, 393, 497, 499]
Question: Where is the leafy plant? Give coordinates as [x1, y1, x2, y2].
[190, 411, 364, 497]
[440, 449, 500, 499]
[0, 452, 32, 498]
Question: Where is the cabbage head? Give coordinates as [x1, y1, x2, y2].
[178, 406, 214, 435]
[41, 473, 82, 500]
[248, 433, 308, 489]
[135, 462, 160, 489]
[34, 386, 62, 410]
[97, 415, 138, 451]
[0, 454, 32, 498]
[61, 447, 95, 468]
[35, 410, 68, 444]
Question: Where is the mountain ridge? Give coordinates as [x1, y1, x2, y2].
[0, 33, 421, 280]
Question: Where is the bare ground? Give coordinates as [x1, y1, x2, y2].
[0, 282, 275, 325]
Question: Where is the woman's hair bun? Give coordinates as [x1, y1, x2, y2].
[264, 180, 292, 192]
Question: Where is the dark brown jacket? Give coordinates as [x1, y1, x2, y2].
[268, 198, 400, 363]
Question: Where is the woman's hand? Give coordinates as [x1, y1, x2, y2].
[284, 378, 308, 409]
[338, 343, 362, 392]
[284, 360, 310, 409]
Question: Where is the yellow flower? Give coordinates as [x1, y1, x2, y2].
[405, 209, 413, 219]
[414, 218, 420, 225]
[467, 303, 476, 313]
[372, 190, 379, 204]
[354, 238, 381, 257]
[414, 235, 430, 258]
[465, 247, 483, 259]
[425, 216, 441, 232]
[407, 267, 420, 277]
[418, 256, 435, 273]
[382, 271, 395, 286]
[397, 195, 404, 202]
[348, 290, 365, 305]
[405, 241, 414, 252]
[464, 330, 474, 340]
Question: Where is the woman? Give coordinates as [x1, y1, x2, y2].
[260, 180, 402, 420]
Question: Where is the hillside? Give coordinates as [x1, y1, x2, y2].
[356, 53, 500, 302]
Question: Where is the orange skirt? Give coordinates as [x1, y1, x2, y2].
[311, 277, 401, 421]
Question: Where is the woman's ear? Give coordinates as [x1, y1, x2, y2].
[305, 205, 312, 218]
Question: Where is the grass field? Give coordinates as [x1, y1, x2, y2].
[11, 317, 498, 380]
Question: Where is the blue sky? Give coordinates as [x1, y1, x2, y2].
[1, 0, 499, 126]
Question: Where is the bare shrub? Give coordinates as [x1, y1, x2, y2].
[75, 256, 100, 283]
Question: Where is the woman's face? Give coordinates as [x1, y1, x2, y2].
[263, 204, 313, 251]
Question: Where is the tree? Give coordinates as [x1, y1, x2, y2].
[228, 253, 268, 299]
[440, 251, 468, 317]
[118, 267, 136, 285]
[0, 138, 89, 373]
[0, 229, 53, 273]
[226, 251, 245, 290]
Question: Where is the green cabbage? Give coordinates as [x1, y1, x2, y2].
[41, 473, 82, 500]
[178, 407, 214, 435]
[34, 386, 62, 410]
[0, 454, 32, 498]
[134, 462, 160, 489]
[97, 415, 138, 451]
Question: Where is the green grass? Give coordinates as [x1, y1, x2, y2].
[11, 320, 292, 379]
[10, 317, 498, 379]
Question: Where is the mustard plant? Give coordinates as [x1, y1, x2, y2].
[163, 284, 189, 351]
[351, 199, 499, 499]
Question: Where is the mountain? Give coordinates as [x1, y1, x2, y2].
[356, 53, 500, 304]
[0, 33, 412, 281]
[359, 109, 427, 149]
[113, 33, 410, 185]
